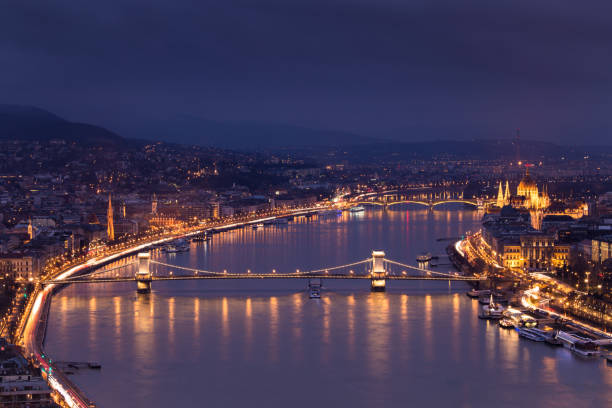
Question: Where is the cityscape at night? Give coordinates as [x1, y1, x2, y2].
[1, 1, 612, 407]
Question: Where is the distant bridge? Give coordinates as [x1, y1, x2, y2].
[44, 251, 486, 293]
[349, 190, 493, 209]
[352, 199, 482, 208]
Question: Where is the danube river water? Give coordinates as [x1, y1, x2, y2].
[45, 207, 612, 407]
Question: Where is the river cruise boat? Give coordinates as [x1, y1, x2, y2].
[466, 289, 490, 299]
[516, 327, 546, 342]
[499, 318, 514, 329]
[503, 309, 537, 328]
[555, 331, 600, 357]
[164, 239, 190, 253]
[349, 205, 365, 213]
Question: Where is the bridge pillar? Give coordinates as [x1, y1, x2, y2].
[136, 253, 152, 293]
[370, 250, 386, 291]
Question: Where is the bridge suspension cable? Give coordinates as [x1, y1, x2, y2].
[384, 258, 460, 278]
[150, 258, 372, 277]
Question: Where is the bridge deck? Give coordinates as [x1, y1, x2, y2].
[46, 274, 483, 284]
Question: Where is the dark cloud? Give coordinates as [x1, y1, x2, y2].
[1, 0, 611, 144]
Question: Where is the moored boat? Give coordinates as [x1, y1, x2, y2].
[556, 331, 600, 357]
[544, 334, 563, 347]
[466, 289, 490, 299]
[516, 327, 546, 342]
[478, 294, 491, 305]
[499, 318, 514, 329]
[478, 294, 504, 319]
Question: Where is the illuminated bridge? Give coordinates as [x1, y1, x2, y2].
[350, 190, 493, 209]
[43, 251, 485, 293]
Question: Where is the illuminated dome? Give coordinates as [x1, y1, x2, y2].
[517, 167, 538, 198]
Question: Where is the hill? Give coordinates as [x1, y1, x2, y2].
[0, 104, 125, 147]
[125, 115, 377, 149]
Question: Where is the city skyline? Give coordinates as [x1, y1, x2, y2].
[1, 2, 611, 407]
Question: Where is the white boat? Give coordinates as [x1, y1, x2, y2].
[252, 223, 264, 229]
[349, 205, 365, 213]
[466, 289, 490, 299]
[555, 331, 600, 357]
[516, 327, 546, 342]
[499, 318, 514, 329]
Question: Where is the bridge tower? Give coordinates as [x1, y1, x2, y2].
[370, 250, 387, 291]
[136, 253, 152, 293]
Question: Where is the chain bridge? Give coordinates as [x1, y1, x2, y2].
[43, 251, 485, 293]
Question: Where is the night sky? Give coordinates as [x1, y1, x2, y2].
[1, 1, 611, 144]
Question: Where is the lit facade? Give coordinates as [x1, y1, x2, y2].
[496, 166, 550, 211]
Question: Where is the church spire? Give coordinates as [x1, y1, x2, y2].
[27, 218, 34, 240]
[496, 181, 504, 208]
[152, 193, 158, 215]
[107, 193, 115, 241]
[504, 180, 510, 204]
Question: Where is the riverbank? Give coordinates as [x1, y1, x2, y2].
[454, 235, 611, 341]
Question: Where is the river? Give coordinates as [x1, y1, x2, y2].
[45, 207, 612, 407]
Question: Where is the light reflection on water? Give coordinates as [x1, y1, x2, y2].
[45, 208, 612, 408]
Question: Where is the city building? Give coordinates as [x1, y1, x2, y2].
[0, 339, 55, 407]
[496, 166, 550, 210]
[592, 235, 612, 264]
[482, 206, 570, 271]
